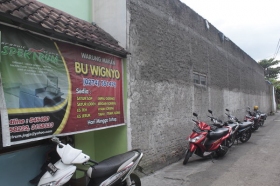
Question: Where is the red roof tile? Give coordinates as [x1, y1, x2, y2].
[0, 0, 128, 57]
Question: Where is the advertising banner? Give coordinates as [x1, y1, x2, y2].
[0, 25, 124, 146]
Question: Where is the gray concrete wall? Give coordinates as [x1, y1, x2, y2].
[92, 0, 127, 48]
[127, 0, 273, 173]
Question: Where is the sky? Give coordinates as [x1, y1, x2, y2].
[180, 0, 280, 62]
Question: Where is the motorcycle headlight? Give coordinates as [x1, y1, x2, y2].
[40, 181, 56, 186]
[189, 134, 204, 142]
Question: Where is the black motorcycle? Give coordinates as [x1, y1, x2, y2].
[225, 109, 253, 145]
[207, 110, 237, 148]
[208, 109, 253, 147]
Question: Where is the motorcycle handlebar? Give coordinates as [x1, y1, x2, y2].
[192, 119, 198, 123]
[208, 115, 218, 121]
[51, 137, 64, 148]
[207, 115, 212, 119]
[51, 136, 61, 144]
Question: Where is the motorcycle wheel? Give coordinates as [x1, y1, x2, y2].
[216, 145, 229, 157]
[254, 121, 260, 131]
[251, 124, 259, 132]
[183, 149, 192, 165]
[254, 125, 259, 131]
[239, 130, 251, 143]
[260, 120, 264, 126]
[122, 173, 141, 186]
[226, 136, 235, 148]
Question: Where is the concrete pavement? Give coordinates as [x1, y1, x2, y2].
[141, 112, 280, 186]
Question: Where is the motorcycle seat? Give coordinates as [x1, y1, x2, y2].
[87, 150, 140, 184]
[227, 123, 238, 130]
[208, 128, 229, 140]
[239, 122, 252, 129]
[260, 113, 267, 120]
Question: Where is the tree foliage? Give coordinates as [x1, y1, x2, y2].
[258, 58, 280, 79]
[258, 58, 280, 106]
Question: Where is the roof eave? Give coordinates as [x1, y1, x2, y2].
[0, 12, 129, 58]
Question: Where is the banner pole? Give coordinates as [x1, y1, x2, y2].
[0, 72, 11, 147]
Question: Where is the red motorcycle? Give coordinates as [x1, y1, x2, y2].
[183, 113, 231, 165]
[244, 107, 260, 131]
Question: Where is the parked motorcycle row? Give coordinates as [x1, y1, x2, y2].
[32, 106, 267, 185]
[183, 106, 267, 165]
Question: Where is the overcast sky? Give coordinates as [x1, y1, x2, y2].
[180, 0, 280, 62]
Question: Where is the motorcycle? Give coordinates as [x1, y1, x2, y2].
[256, 110, 267, 127]
[224, 109, 253, 145]
[244, 107, 260, 131]
[37, 137, 143, 186]
[207, 109, 238, 148]
[183, 112, 230, 165]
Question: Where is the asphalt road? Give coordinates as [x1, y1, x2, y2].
[141, 112, 280, 186]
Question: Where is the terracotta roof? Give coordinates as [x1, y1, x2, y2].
[0, 0, 128, 57]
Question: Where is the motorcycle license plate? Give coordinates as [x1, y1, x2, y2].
[47, 163, 58, 176]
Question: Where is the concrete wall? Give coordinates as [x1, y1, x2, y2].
[127, 0, 273, 173]
[92, 0, 127, 48]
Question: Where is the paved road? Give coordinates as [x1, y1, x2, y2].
[141, 112, 280, 186]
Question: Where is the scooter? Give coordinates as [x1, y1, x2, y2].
[183, 112, 230, 165]
[244, 107, 260, 131]
[224, 109, 253, 144]
[37, 137, 143, 186]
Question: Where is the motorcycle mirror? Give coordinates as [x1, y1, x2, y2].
[51, 136, 61, 144]
[208, 110, 213, 115]
[193, 112, 198, 117]
[225, 109, 229, 112]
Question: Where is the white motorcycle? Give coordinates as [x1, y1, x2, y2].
[37, 137, 143, 186]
